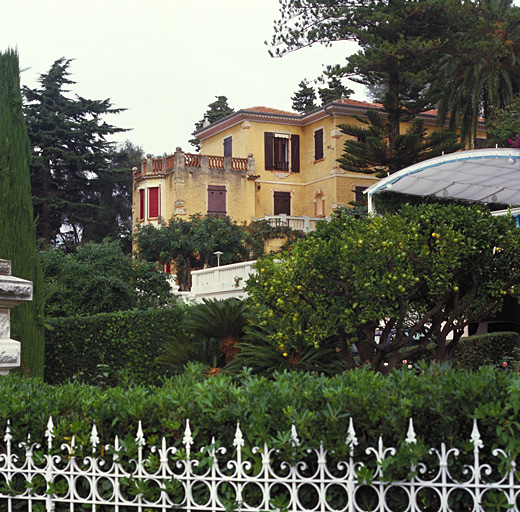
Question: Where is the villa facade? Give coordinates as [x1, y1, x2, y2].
[132, 98, 486, 231]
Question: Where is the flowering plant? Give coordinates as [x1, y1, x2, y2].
[509, 134, 520, 147]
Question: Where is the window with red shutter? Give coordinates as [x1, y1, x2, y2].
[208, 185, 227, 217]
[148, 187, 160, 218]
[139, 189, 145, 220]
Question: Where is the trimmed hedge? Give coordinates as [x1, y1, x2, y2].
[44, 307, 185, 385]
[453, 331, 520, 370]
[3, 364, 520, 459]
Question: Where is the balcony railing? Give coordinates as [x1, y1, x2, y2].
[253, 214, 328, 233]
[134, 151, 253, 184]
[176, 260, 256, 302]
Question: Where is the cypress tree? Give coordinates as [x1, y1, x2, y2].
[0, 48, 44, 377]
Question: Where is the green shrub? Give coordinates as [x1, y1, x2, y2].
[452, 331, 520, 370]
[40, 240, 174, 317]
[44, 307, 185, 385]
[2, 364, 518, 456]
[2, 364, 520, 512]
[2, 365, 519, 512]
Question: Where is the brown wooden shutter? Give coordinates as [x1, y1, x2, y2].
[223, 136, 232, 157]
[148, 187, 160, 218]
[139, 189, 145, 220]
[291, 134, 300, 173]
[274, 191, 291, 215]
[208, 185, 227, 217]
[264, 132, 274, 170]
[314, 129, 324, 160]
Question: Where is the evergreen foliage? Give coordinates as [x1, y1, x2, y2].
[134, 216, 299, 291]
[189, 96, 234, 151]
[40, 239, 173, 317]
[2, 365, 520, 467]
[23, 58, 127, 247]
[436, 0, 520, 145]
[291, 79, 318, 113]
[0, 48, 45, 377]
[337, 111, 464, 176]
[134, 215, 251, 290]
[270, 0, 472, 146]
[485, 93, 520, 147]
[44, 307, 185, 385]
[228, 324, 345, 377]
[157, 299, 248, 372]
[452, 331, 520, 371]
[317, 76, 353, 105]
[82, 140, 142, 246]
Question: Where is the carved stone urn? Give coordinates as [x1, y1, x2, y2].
[0, 259, 33, 374]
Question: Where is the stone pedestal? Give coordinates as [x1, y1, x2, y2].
[0, 259, 33, 375]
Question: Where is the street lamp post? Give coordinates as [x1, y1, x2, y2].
[214, 251, 223, 267]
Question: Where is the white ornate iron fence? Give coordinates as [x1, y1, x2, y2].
[0, 418, 518, 511]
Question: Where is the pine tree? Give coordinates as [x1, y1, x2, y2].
[270, 0, 477, 148]
[291, 80, 318, 113]
[23, 58, 127, 247]
[337, 111, 464, 176]
[0, 49, 45, 376]
[318, 76, 353, 105]
[189, 96, 234, 151]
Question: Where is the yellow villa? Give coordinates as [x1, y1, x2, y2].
[132, 98, 486, 231]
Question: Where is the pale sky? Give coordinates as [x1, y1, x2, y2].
[5, 1, 519, 157]
[2, 0, 362, 156]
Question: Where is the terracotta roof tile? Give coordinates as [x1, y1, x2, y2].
[244, 106, 300, 116]
[332, 98, 383, 109]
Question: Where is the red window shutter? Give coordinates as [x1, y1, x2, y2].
[148, 187, 160, 218]
[291, 134, 300, 173]
[264, 132, 274, 170]
[139, 189, 145, 220]
[208, 185, 227, 216]
[314, 129, 324, 160]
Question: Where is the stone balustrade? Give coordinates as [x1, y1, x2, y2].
[134, 149, 256, 185]
[0, 260, 33, 374]
[175, 260, 257, 303]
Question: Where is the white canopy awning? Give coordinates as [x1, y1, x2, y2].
[365, 148, 520, 213]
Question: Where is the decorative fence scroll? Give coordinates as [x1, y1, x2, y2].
[0, 418, 519, 511]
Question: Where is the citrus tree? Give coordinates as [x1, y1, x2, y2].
[246, 204, 520, 372]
